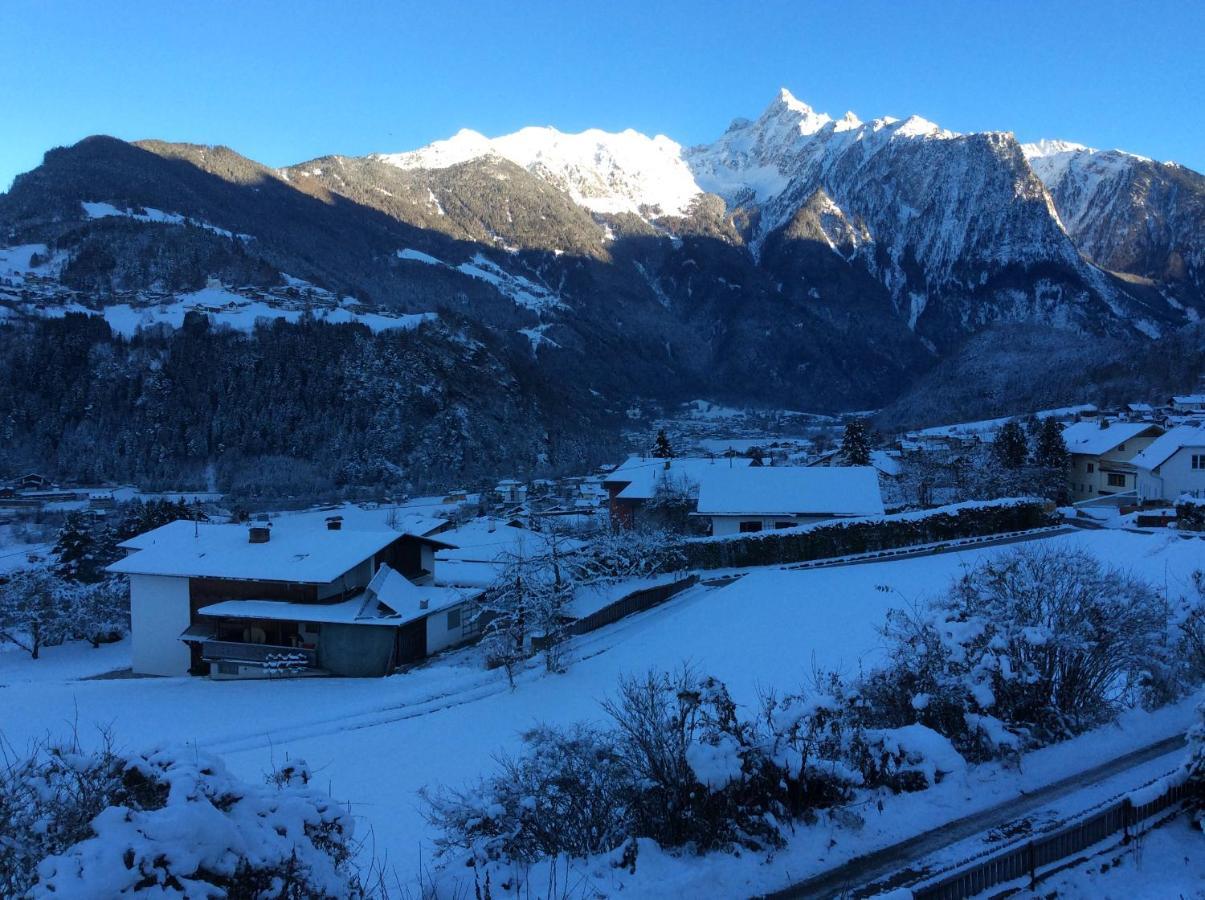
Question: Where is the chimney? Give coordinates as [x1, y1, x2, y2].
[248, 524, 271, 544]
[1099, 418, 1109, 429]
[325, 515, 343, 531]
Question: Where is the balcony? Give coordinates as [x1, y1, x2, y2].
[201, 640, 317, 669]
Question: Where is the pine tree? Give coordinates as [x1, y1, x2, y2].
[992, 420, 1029, 469]
[841, 419, 871, 466]
[1034, 418, 1070, 470]
[53, 512, 104, 584]
[651, 429, 674, 459]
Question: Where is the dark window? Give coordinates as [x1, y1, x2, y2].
[447, 608, 461, 630]
[774, 521, 794, 529]
[1193, 455, 1205, 470]
[739, 521, 763, 533]
[1087, 463, 1094, 473]
[1107, 473, 1126, 487]
[1117, 443, 1126, 451]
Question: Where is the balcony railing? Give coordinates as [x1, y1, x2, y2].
[201, 640, 317, 668]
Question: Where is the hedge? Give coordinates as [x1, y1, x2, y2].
[1177, 497, 1205, 532]
[679, 498, 1055, 570]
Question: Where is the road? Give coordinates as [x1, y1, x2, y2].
[761, 733, 1187, 899]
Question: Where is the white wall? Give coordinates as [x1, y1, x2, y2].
[129, 574, 192, 676]
[1139, 446, 1205, 502]
[710, 515, 830, 536]
[426, 603, 470, 654]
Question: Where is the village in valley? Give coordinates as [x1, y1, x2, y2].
[2, 387, 1204, 899]
[3, 7, 1205, 896]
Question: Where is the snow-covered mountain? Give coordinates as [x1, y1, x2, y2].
[368, 89, 1201, 342]
[1023, 138, 1205, 308]
[375, 126, 702, 219]
[0, 88, 1202, 466]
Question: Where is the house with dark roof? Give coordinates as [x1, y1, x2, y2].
[107, 519, 474, 678]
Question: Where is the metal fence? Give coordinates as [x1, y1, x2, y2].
[914, 779, 1191, 900]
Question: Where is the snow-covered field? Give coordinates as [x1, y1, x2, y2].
[1, 529, 1201, 896]
[1017, 815, 1204, 898]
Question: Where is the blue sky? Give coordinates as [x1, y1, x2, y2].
[1, 0, 1202, 191]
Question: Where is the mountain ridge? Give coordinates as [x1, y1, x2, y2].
[0, 90, 1202, 488]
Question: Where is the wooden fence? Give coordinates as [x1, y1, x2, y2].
[914, 779, 1191, 900]
[531, 575, 700, 650]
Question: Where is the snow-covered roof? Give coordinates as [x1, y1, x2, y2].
[366, 565, 472, 622]
[197, 596, 380, 625]
[1173, 394, 1205, 404]
[603, 456, 753, 500]
[196, 565, 473, 627]
[696, 466, 884, 517]
[434, 517, 584, 563]
[1130, 425, 1205, 471]
[1061, 421, 1162, 456]
[108, 521, 442, 583]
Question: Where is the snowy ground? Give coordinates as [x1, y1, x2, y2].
[1, 529, 1202, 896]
[1008, 815, 1204, 898]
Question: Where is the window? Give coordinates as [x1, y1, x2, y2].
[1193, 454, 1205, 470]
[774, 521, 794, 529]
[1087, 463, 1095, 473]
[1117, 443, 1126, 451]
[1107, 473, 1126, 488]
[446, 608, 461, 630]
[739, 521, 763, 533]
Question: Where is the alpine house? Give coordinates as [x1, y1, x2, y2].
[107, 518, 476, 678]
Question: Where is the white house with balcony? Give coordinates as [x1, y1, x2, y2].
[1062, 420, 1165, 503]
[107, 519, 475, 678]
[1132, 425, 1205, 504]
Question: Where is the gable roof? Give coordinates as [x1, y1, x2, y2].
[696, 466, 884, 517]
[1061, 421, 1162, 456]
[1130, 425, 1205, 471]
[108, 520, 446, 583]
[603, 456, 753, 500]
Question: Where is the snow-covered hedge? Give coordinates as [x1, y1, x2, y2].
[680, 498, 1053, 570]
[1, 741, 364, 898]
[1177, 496, 1205, 532]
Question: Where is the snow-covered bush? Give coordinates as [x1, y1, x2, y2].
[0, 739, 364, 898]
[865, 546, 1174, 757]
[570, 527, 685, 585]
[73, 578, 129, 648]
[1178, 570, 1205, 685]
[423, 724, 629, 863]
[1185, 701, 1205, 832]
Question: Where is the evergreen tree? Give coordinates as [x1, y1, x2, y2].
[1034, 418, 1070, 470]
[841, 419, 872, 466]
[651, 429, 674, 459]
[992, 420, 1029, 469]
[53, 512, 104, 584]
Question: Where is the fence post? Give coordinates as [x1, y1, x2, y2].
[1122, 798, 1134, 845]
[1026, 841, 1036, 890]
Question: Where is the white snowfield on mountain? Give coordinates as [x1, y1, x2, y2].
[375, 89, 966, 222]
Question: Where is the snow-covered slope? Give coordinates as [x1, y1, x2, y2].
[376, 126, 703, 218]
[1022, 139, 1205, 308]
[374, 90, 1180, 343]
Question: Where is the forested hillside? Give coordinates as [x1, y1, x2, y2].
[0, 314, 616, 495]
